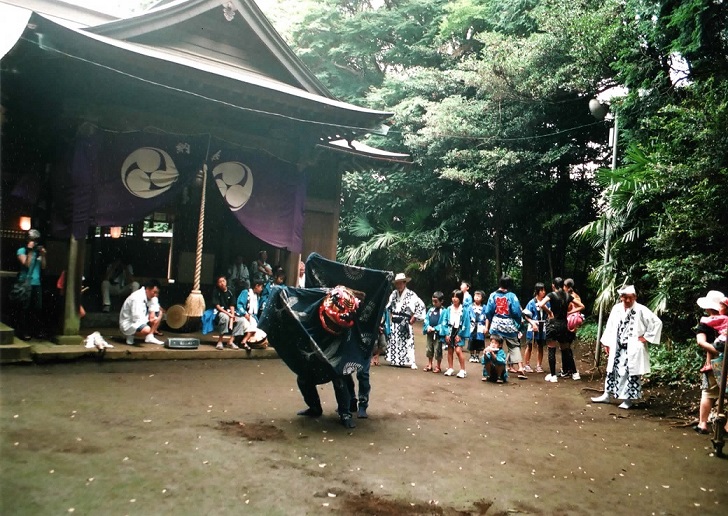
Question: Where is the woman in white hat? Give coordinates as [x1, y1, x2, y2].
[591, 285, 662, 409]
[385, 273, 425, 368]
[694, 290, 727, 434]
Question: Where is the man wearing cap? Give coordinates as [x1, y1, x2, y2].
[694, 290, 727, 434]
[385, 273, 425, 369]
[591, 285, 662, 409]
[15, 228, 47, 340]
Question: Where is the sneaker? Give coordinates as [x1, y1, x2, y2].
[545, 374, 558, 383]
[456, 369, 467, 378]
[443, 368, 455, 376]
[216, 342, 223, 350]
[410, 363, 418, 370]
[297, 407, 322, 417]
[102, 305, 111, 313]
[144, 334, 164, 345]
[340, 414, 356, 429]
[618, 400, 633, 410]
[558, 370, 569, 378]
[572, 372, 581, 380]
[126, 335, 135, 345]
[523, 365, 533, 373]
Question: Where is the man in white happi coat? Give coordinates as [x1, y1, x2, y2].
[385, 273, 425, 369]
[591, 285, 662, 409]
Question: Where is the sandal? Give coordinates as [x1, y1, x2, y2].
[229, 342, 240, 350]
[423, 365, 433, 372]
[242, 343, 251, 351]
[433, 367, 441, 374]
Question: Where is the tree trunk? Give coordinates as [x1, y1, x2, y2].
[494, 227, 502, 281]
[521, 238, 537, 302]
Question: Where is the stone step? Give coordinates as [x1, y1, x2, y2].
[29, 341, 278, 363]
[0, 339, 33, 363]
[0, 322, 15, 345]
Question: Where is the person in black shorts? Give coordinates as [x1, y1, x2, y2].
[537, 277, 583, 383]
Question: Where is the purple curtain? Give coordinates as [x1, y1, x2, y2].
[52, 132, 305, 253]
[208, 144, 305, 252]
[53, 131, 209, 238]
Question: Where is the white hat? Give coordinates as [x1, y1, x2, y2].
[617, 285, 636, 296]
[393, 273, 410, 283]
[697, 290, 725, 311]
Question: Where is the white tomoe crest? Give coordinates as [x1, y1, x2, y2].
[121, 147, 179, 198]
[213, 161, 254, 211]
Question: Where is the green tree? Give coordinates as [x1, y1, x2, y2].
[331, 0, 609, 298]
[575, 0, 728, 336]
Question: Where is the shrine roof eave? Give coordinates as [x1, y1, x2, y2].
[87, 0, 333, 99]
[318, 139, 412, 166]
[3, 7, 393, 136]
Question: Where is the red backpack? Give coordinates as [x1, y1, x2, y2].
[567, 312, 585, 332]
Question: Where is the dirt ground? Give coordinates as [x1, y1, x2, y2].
[2, 336, 727, 515]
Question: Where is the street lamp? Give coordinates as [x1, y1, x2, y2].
[590, 99, 619, 366]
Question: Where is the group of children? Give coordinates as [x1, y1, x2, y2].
[421, 281, 573, 383]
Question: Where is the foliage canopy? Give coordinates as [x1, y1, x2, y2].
[267, 0, 728, 338]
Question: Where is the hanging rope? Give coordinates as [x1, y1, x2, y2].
[184, 163, 207, 317]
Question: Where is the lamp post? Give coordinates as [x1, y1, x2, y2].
[589, 99, 618, 366]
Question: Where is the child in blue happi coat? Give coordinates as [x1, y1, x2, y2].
[469, 290, 487, 363]
[442, 289, 471, 378]
[423, 291, 447, 373]
[481, 334, 508, 383]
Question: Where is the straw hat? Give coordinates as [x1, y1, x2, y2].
[393, 273, 410, 283]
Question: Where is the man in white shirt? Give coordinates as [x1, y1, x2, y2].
[101, 256, 140, 312]
[119, 280, 164, 346]
[227, 254, 250, 297]
[250, 250, 273, 282]
[297, 260, 306, 288]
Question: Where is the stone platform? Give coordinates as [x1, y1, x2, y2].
[0, 320, 278, 364]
